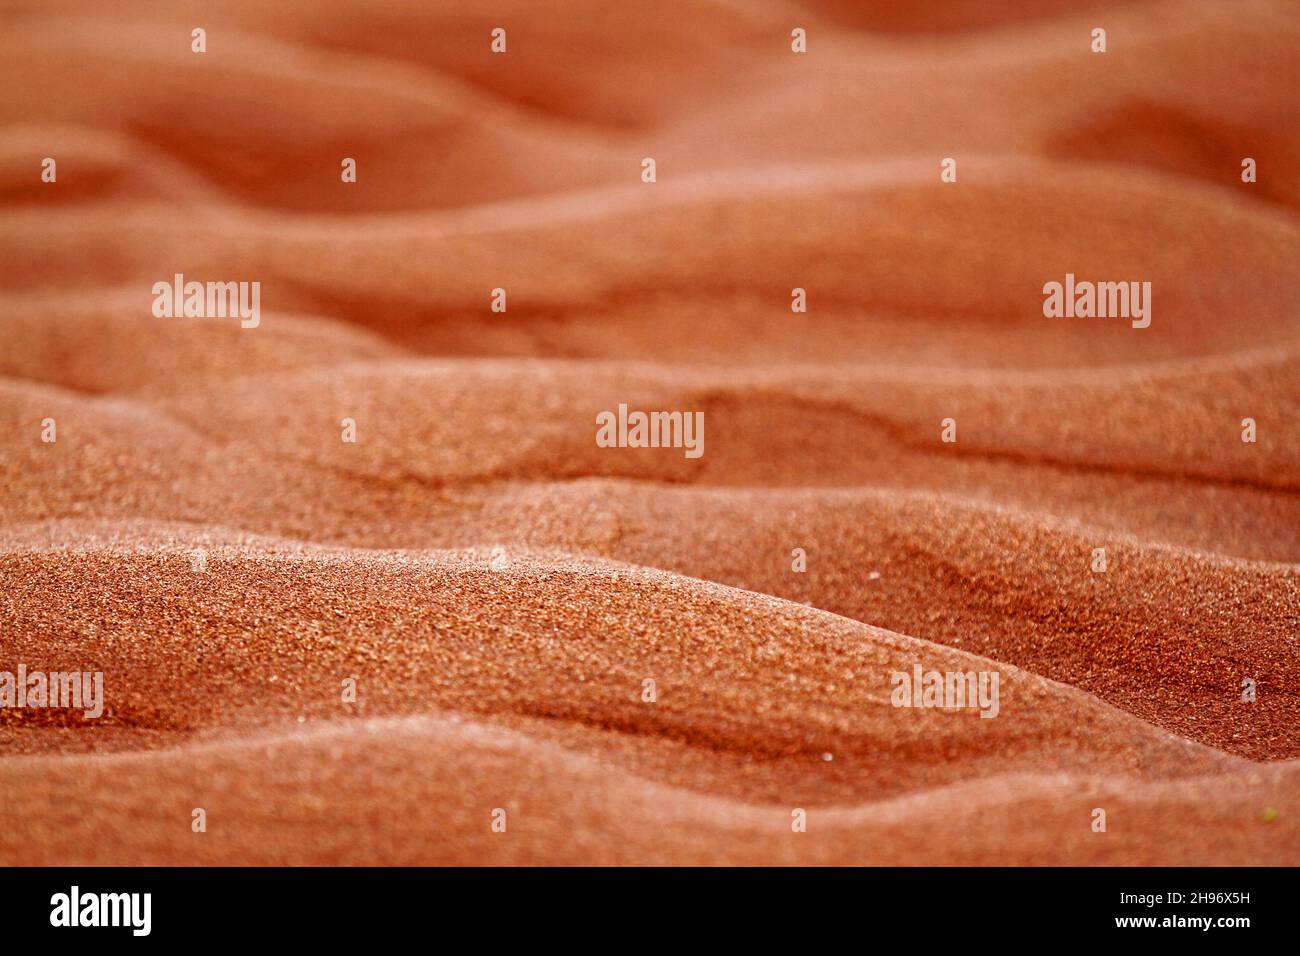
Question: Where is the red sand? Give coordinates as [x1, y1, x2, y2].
[0, 0, 1297, 865]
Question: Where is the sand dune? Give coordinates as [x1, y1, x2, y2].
[1, 0, 1296, 865]
[5, 355, 1298, 563]
[2, 509, 1294, 765]
[1, 543, 1239, 790]
[4, 165, 1297, 367]
[3, 715, 1295, 866]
